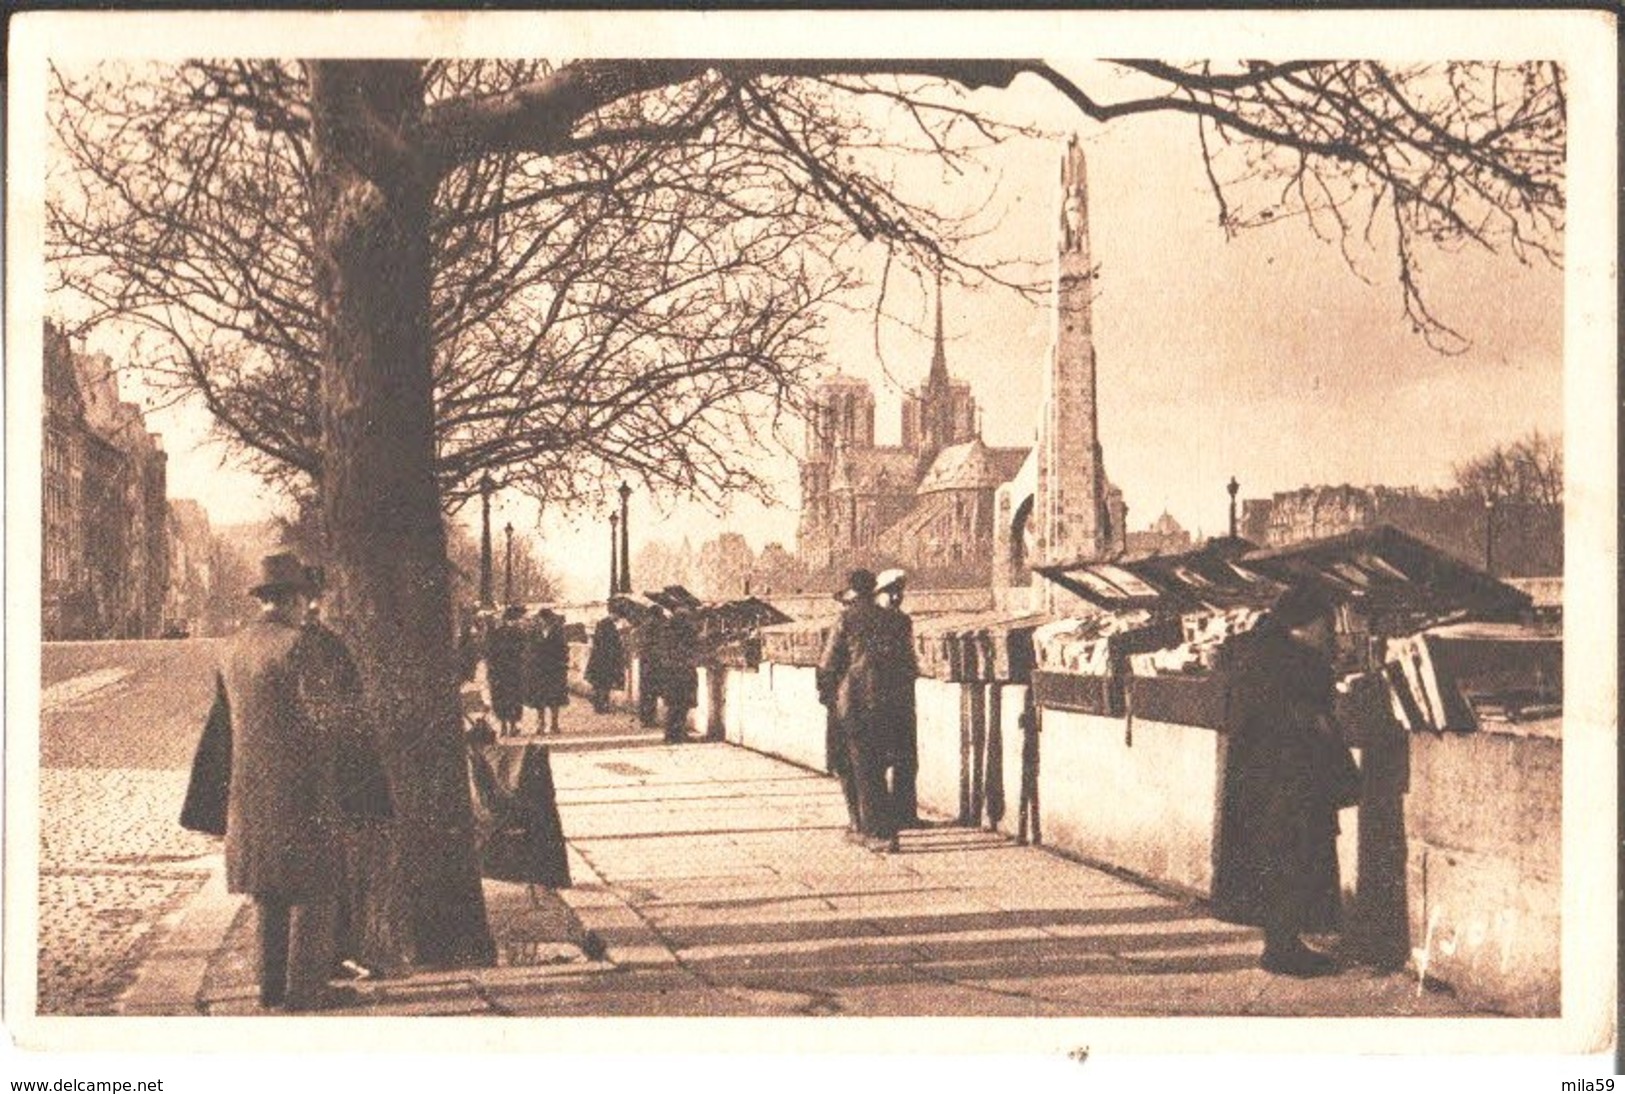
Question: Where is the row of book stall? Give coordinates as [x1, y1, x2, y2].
[718, 525, 1560, 1016]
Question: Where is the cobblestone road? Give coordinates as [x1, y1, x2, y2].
[37, 639, 221, 1014]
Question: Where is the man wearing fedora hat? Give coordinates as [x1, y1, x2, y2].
[217, 551, 386, 1011]
[818, 569, 909, 851]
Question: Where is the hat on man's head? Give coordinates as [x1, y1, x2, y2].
[834, 569, 876, 602]
[875, 568, 907, 595]
[249, 552, 317, 600]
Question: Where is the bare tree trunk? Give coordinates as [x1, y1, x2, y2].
[309, 61, 494, 969]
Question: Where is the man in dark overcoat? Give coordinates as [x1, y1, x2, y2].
[219, 552, 385, 1011]
[1211, 582, 1354, 978]
[585, 614, 626, 712]
[523, 608, 570, 734]
[486, 605, 528, 735]
[873, 569, 920, 830]
[818, 569, 910, 851]
[648, 605, 700, 743]
[817, 588, 863, 838]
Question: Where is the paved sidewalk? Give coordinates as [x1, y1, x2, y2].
[119, 710, 1486, 1019]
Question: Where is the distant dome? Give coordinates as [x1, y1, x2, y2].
[1152, 510, 1184, 535]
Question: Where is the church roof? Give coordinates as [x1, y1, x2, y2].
[875, 490, 962, 556]
[916, 439, 1029, 495]
[830, 446, 918, 496]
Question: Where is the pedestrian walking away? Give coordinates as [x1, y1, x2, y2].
[204, 552, 393, 1012]
[649, 605, 700, 744]
[873, 568, 920, 830]
[817, 586, 863, 837]
[1211, 581, 1359, 979]
[585, 613, 627, 713]
[818, 569, 909, 852]
[486, 605, 528, 736]
[524, 607, 570, 735]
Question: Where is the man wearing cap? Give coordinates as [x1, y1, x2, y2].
[818, 569, 908, 851]
[1211, 581, 1355, 978]
[217, 552, 385, 1011]
[873, 569, 920, 831]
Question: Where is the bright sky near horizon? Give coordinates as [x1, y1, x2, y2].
[70, 62, 1563, 602]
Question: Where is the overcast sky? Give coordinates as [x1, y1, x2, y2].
[78, 63, 1564, 602]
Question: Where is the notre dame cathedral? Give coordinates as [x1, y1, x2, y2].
[796, 136, 1128, 591]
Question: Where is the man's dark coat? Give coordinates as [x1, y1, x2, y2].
[200, 617, 390, 899]
[486, 621, 527, 724]
[584, 617, 626, 692]
[1210, 627, 1346, 934]
[523, 617, 571, 709]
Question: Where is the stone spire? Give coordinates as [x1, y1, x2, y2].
[914, 264, 957, 474]
[928, 263, 949, 390]
[1035, 134, 1110, 573]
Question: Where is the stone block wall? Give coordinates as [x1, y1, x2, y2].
[1405, 726, 1560, 1015]
[1036, 710, 1221, 896]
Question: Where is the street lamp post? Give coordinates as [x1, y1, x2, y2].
[478, 472, 494, 608]
[618, 481, 632, 595]
[504, 522, 515, 606]
[1226, 476, 1240, 540]
[608, 512, 620, 601]
[1484, 495, 1497, 575]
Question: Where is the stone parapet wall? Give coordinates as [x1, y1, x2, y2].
[1405, 724, 1560, 1016]
[1036, 709, 1222, 896]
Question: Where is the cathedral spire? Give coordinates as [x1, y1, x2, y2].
[928, 262, 949, 390]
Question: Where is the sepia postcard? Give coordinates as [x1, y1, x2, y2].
[4, 7, 1616, 1088]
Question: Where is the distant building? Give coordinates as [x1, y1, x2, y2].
[1125, 510, 1194, 558]
[43, 320, 170, 640]
[165, 498, 216, 636]
[799, 136, 1130, 595]
[795, 285, 1030, 588]
[1241, 484, 1561, 578]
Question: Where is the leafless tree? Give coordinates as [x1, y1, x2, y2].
[1454, 429, 1563, 510]
[50, 60, 1027, 513]
[47, 57, 1565, 968]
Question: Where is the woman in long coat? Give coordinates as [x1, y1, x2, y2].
[584, 615, 626, 712]
[1211, 583, 1354, 978]
[524, 609, 570, 734]
[486, 606, 528, 735]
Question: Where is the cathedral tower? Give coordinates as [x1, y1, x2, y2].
[1035, 135, 1111, 568]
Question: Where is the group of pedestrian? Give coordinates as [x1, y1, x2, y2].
[483, 604, 571, 736]
[817, 567, 918, 853]
[188, 545, 1358, 1011]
